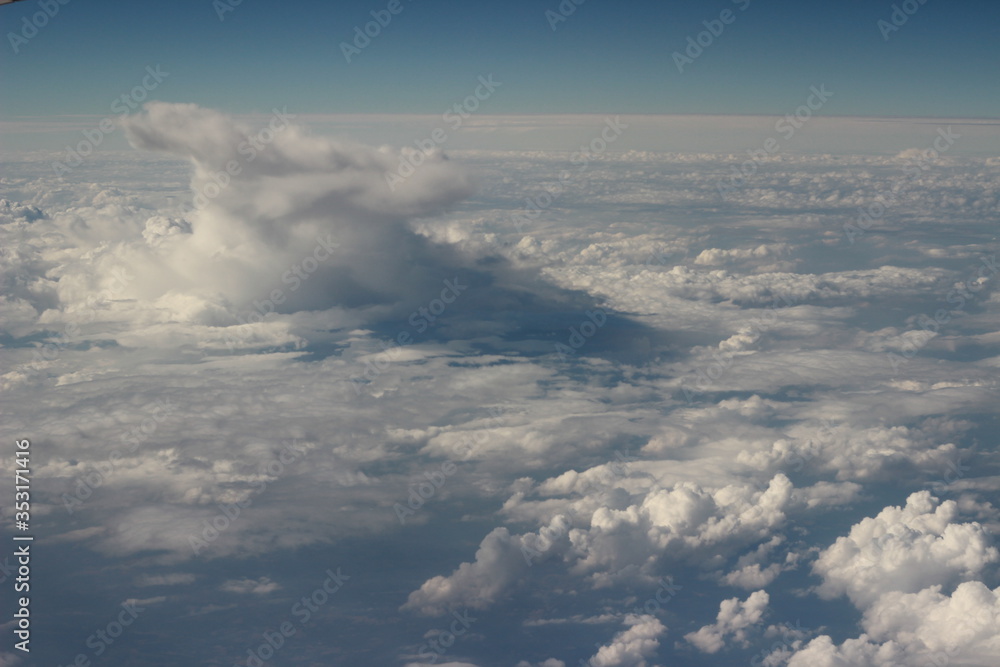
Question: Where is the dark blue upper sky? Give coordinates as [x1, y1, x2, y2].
[1, 0, 998, 118]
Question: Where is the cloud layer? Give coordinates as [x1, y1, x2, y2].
[2, 121, 999, 666]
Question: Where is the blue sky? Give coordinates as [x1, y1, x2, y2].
[2, 0, 999, 119]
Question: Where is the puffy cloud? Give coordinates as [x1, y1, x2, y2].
[568, 474, 795, 578]
[0, 197, 45, 221]
[785, 635, 904, 667]
[412, 474, 795, 614]
[863, 582, 1000, 661]
[719, 537, 795, 589]
[721, 562, 784, 589]
[813, 491, 998, 607]
[402, 516, 573, 616]
[685, 590, 770, 653]
[118, 102, 477, 317]
[114, 102, 598, 329]
[787, 581, 1000, 667]
[737, 421, 966, 482]
[693, 243, 792, 267]
[585, 614, 666, 667]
